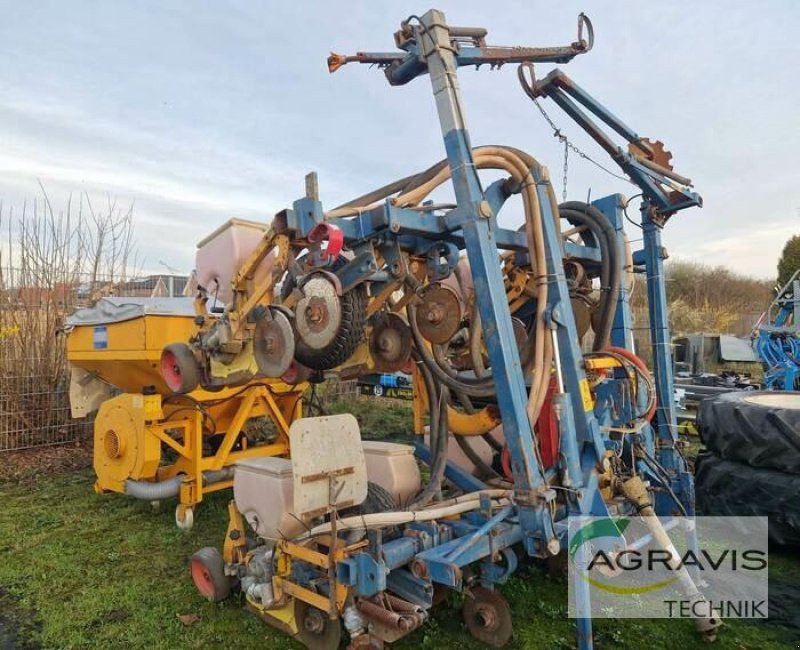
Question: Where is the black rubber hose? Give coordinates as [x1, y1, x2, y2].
[562, 201, 620, 334]
[413, 349, 440, 460]
[411, 383, 450, 509]
[411, 350, 446, 506]
[408, 303, 497, 398]
[560, 206, 611, 348]
[559, 201, 620, 350]
[431, 342, 495, 388]
[482, 431, 504, 453]
[455, 434, 503, 480]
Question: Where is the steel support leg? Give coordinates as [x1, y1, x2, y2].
[419, 8, 554, 554]
[642, 204, 682, 472]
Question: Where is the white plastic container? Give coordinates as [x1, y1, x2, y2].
[362, 441, 421, 506]
[195, 218, 275, 309]
[233, 456, 304, 540]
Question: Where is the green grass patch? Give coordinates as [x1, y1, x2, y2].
[0, 469, 798, 649]
[324, 397, 415, 441]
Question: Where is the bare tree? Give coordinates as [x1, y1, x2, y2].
[0, 184, 137, 449]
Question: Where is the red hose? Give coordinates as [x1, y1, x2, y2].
[501, 445, 514, 481]
[602, 346, 657, 421]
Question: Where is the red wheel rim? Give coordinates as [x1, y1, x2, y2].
[281, 360, 300, 385]
[191, 558, 216, 599]
[161, 350, 183, 392]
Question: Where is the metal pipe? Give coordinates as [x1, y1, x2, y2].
[124, 468, 233, 500]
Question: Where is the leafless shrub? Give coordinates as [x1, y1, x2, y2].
[0, 186, 137, 450]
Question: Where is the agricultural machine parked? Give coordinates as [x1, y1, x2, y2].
[169, 10, 724, 650]
[752, 269, 800, 390]
[64, 221, 309, 529]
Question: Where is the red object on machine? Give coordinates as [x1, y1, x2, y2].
[307, 222, 344, 261]
[537, 376, 560, 468]
[602, 346, 657, 421]
[501, 376, 560, 481]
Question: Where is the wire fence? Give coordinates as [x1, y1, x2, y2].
[319, 379, 413, 407]
[0, 267, 190, 452]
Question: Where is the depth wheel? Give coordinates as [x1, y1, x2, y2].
[462, 586, 513, 648]
[175, 504, 195, 531]
[295, 599, 341, 650]
[190, 546, 231, 602]
[161, 343, 200, 394]
[284, 256, 367, 371]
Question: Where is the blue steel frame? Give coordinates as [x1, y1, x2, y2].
[280, 10, 704, 650]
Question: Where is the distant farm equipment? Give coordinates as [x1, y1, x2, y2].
[752, 269, 800, 390]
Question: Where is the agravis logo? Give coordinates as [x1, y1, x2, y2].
[568, 516, 679, 595]
[567, 516, 769, 619]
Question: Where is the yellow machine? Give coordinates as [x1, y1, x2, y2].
[65, 297, 305, 528]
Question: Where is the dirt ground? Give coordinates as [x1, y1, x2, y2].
[0, 438, 92, 484]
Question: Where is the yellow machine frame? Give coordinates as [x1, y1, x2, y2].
[92, 382, 305, 527]
[66, 300, 307, 529]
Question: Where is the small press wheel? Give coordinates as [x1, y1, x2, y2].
[295, 599, 341, 650]
[462, 586, 513, 648]
[175, 504, 195, 531]
[161, 343, 200, 394]
[190, 546, 231, 602]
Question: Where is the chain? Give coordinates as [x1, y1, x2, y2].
[530, 96, 635, 190]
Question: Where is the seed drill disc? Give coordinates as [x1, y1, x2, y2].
[369, 313, 413, 372]
[253, 309, 295, 377]
[295, 274, 343, 350]
[415, 283, 462, 344]
[294, 599, 341, 650]
[462, 586, 513, 648]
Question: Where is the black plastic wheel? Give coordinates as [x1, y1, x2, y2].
[161, 343, 200, 394]
[694, 452, 800, 546]
[294, 599, 341, 650]
[190, 546, 231, 602]
[698, 391, 800, 473]
[462, 586, 513, 648]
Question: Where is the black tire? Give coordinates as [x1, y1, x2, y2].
[694, 452, 800, 546]
[190, 546, 231, 602]
[342, 481, 399, 541]
[284, 257, 368, 371]
[360, 481, 397, 513]
[698, 391, 800, 473]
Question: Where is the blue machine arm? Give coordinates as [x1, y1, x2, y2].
[328, 12, 594, 82]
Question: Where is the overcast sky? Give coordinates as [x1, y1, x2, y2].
[0, 1, 797, 278]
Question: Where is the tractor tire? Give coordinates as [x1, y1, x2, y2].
[694, 452, 800, 546]
[698, 391, 800, 474]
